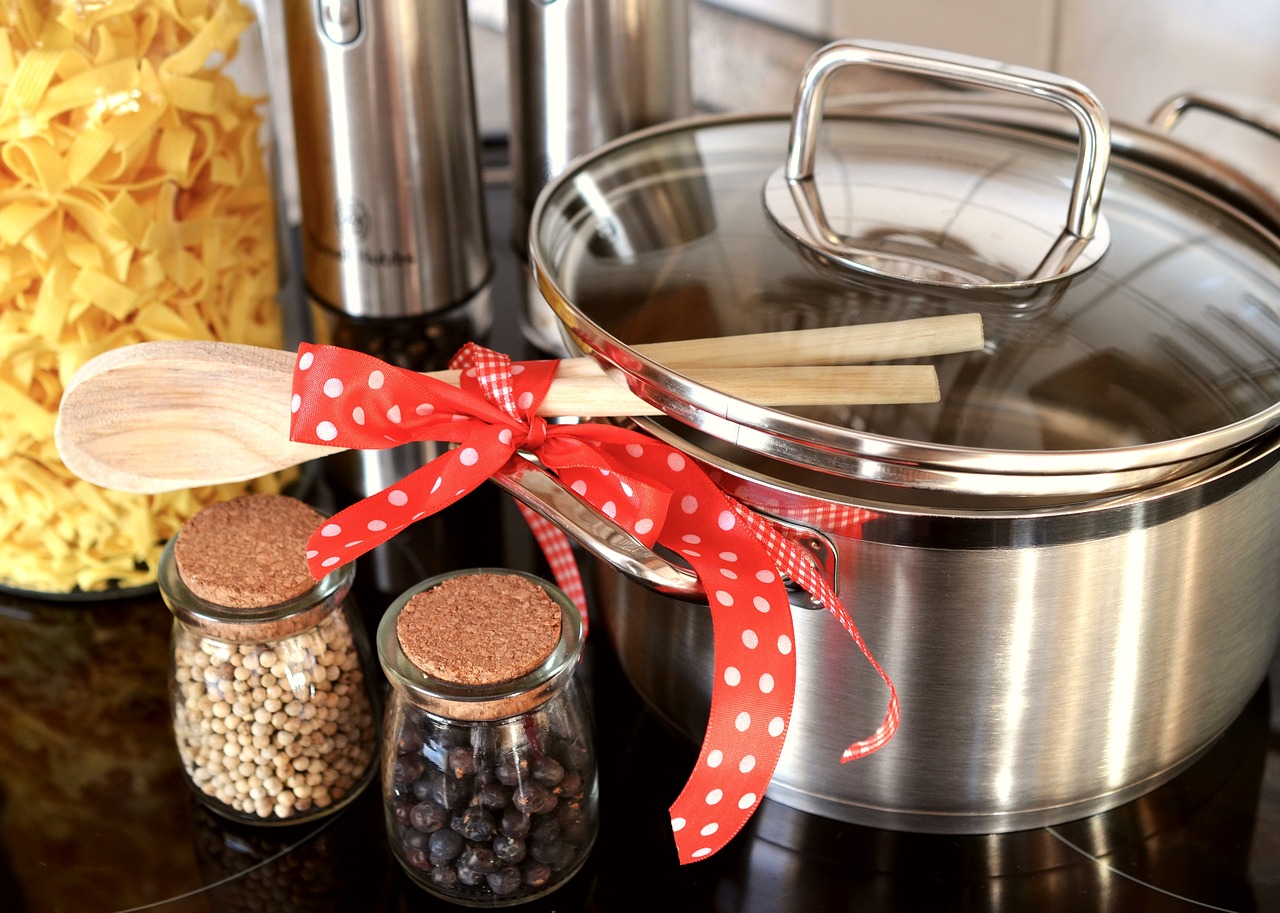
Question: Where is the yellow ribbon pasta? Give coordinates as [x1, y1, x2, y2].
[0, 0, 288, 595]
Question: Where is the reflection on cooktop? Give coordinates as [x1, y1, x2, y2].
[583, 634, 1280, 913]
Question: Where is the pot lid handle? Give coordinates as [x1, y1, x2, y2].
[764, 40, 1113, 289]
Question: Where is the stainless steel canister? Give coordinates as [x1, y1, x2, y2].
[282, 0, 494, 506]
[507, 0, 692, 353]
[283, 0, 491, 322]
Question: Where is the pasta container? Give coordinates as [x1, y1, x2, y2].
[0, 0, 294, 597]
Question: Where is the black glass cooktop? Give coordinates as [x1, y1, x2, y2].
[1, 167, 1278, 913]
[0, 539, 1277, 913]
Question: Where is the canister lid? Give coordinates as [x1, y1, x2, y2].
[529, 42, 1280, 499]
[174, 494, 320, 609]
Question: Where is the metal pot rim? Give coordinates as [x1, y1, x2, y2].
[529, 77, 1280, 500]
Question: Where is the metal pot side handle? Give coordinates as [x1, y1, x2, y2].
[1149, 88, 1280, 142]
[491, 454, 840, 606]
[769, 39, 1114, 289]
[492, 454, 706, 601]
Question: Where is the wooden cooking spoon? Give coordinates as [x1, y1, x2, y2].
[53, 350, 935, 495]
[55, 314, 984, 494]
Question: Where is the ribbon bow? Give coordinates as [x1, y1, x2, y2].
[290, 342, 899, 864]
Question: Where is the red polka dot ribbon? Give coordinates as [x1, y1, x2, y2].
[289, 342, 899, 864]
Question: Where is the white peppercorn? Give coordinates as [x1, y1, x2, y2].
[161, 495, 379, 826]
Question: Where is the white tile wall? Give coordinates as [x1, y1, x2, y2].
[706, 0, 1280, 190]
[704, 0, 829, 37]
[826, 0, 1056, 69]
[1055, 0, 1280, 189]
[1056, 0, 1280, 119]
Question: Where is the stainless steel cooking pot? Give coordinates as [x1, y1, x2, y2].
[511, 40, 1280, 832]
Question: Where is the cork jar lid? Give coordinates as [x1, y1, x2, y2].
[161, 494, 350, 639]
[378, 569, 581, 721]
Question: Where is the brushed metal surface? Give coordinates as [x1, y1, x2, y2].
[595, 433, 1280, 831]
[507, 0, 692, 252]
[284, 0, 491, 318]
[508, 0, 691, 353]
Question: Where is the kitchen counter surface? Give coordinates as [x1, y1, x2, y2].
[2, 169, 1279, 913]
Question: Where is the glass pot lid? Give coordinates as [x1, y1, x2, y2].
[528, 41, 1280, 499]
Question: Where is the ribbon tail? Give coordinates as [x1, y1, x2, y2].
[667, 562, 796, 863]
[727, 500, 900, 764]
[513, 499, 589, 637]
[836, 624, 900, 761]
[302, 431, 515, 578]
[650, 484, 798, 860]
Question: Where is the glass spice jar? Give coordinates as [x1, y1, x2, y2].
[160, 494, 379, 825]
[378, 569, 598, 907]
